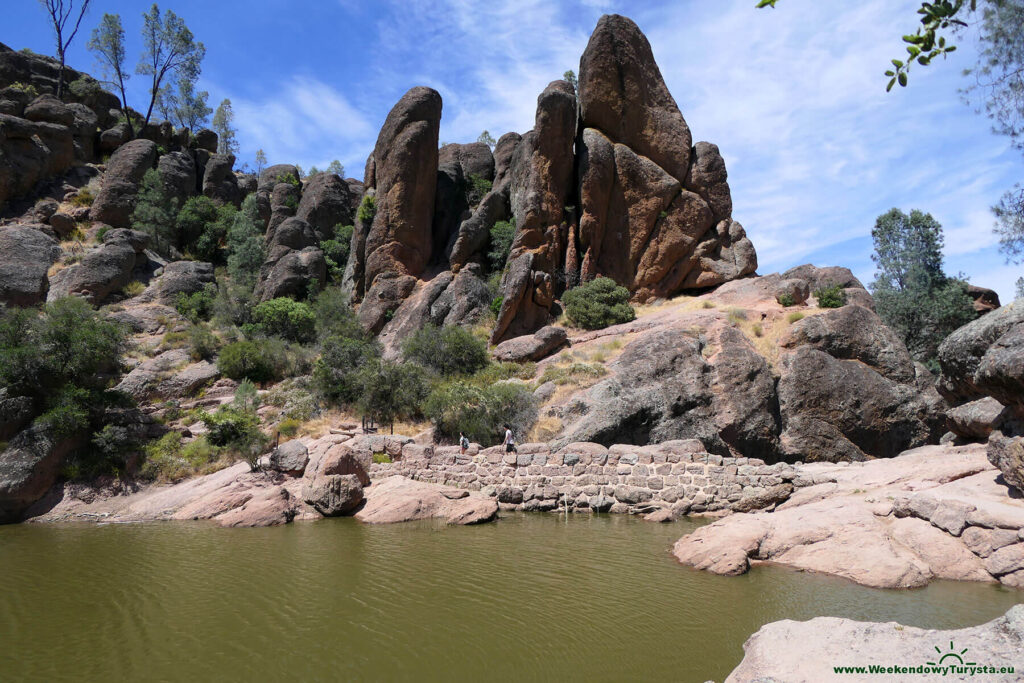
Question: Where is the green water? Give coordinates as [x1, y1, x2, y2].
[1, 514, 1021, 683]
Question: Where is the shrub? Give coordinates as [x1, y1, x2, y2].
[538, 362, 607, 386]
[320, 226, 353, 281]
[95, 224, 110, 240]
[490, 296, 503, 317]
[202, 404, 267, 471]
[175, 285, 216, 322]
[727, 308, 747, 324]
[217, 340, 276, 382]
[264, 378, 317, 422]
[141, 433, 223, 482]
[276, 171, 300, 187]
[68, 76, 102, 101]
[132, 168, 178, 256]
[278, 418, 301, 437]
[188, 323, 219, 361]
[424, 380, 538, 446]
[69, 187, 95, 207]
[252, 297, 316, 343]
[402, 324, 489, 376]
[122, 280, 146, 297]
[466, 174, 492, 207]
[562, 277, 636, 330]
[0, 298, 127, 442]
[357, 194, 377, 223]
[777, 293, 796, 307]
[372, 452, 392, 464]
[226, 195, 265, 290]
[786, 311, 806, 324]
[312, 287, 364, 342]
[313, 336, 380, 405]
[488, 219, 515, 271]
[355, 360, 431, 431]
[176, 196, 237, 261]
[814, 284, 847, 309]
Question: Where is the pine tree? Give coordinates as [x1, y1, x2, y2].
[212, 98, 239, 156]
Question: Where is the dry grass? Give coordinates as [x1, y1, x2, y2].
[527, 414, 562, 442]
[296, 408, 354, 438]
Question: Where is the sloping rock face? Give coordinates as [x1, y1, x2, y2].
[0, 424, 81, 523]
[675, 444, 1024, 590]
[0, 225, 62, 306]
[355, 475, 497, 525]
[726, 605, 1024, 683]
[938, 302, 1024, 418]
[358, 87, 442, 333]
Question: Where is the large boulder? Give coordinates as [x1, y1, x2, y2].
[0, 225, 62, 307]
[358, 87, 442, 333]
[0, 424, 81, 524]
[355, 475, 497, 525]
[492, 79, 576, 342]
[493, 326, 568, 362]
[438, 142, 495, 181]
[47, 228, 150, 304]
[948, 397, 1010, 440]
[301, 473, 363, 516]
[90, 139, 158, 227]
[156, 150, 196, 208]
[296, 171, 356, 241]
[968, 283, 1001, 314]
[270, 440, 310, 475]
[938, 302, 1024, 417]
[201, 153, 239, 205]
[139, 260, 215, 305]
[253, 217, 327, 302]
[987, 433, 1024, 494]
[0, 114, 74, 207]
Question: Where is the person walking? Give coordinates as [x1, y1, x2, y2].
[503, 424, 517, 454]
[459, 431, 470, 455]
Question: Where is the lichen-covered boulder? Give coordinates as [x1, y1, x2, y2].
[90, 139, 158, 227]
[0, 225, 61, 307]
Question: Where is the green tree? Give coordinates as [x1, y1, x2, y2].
[132, 168, 178, 255]
[175, 195, 236, 260]
[870, 208, 976, 365]
[211, 98, 239, 156]
[355, 360, 430, 433]
[38, 0, 92, 99]
[402, 324, 489, 377]
[313, 336, 380, 405]
[157, 75, 211, 131]
[255, 149, 267, 174]
[87, 13, 133, 136]
[563, 277, 636, 330]
[563, 69, 578, 97]
[326, 159, 345, 177]
[488, 218, 515, 271]
[137, 3, 205, 130]
[424, 380, 538, 446]
[226, 194, 264, 290]
[477, 130, 496, 150]
[251, 298, 316, 343]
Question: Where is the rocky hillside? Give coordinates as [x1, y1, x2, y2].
[1, 14, 1023, 527]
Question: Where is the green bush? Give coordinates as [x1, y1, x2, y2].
[202, 404, 267, 471]
[141, 433, 223, 482]
[424, 380, 538, 446]
[562, 277, 636, 330]
[188, 322, 219, 361]
[355, 360, 431, 430]
[132, 169, 178, 256]
[778, 293, 796, 307]
[0, 297, 127, 441]
[313, 336, 380, 405]
[357, 194, 377, 223]
[466, 174, 492, 207]
[175, 284, 216, 322]
[176, 196, 237, 261]
[312, 287, 364, 341]
[276, 171, 300, 187]
[217, 340, 276, 382]
[226, 195, 266, 291]
[489, 296, 503, 317]
[68, 76, 103, 101]
[252, 297, 316, 343]
[488, 219, 515, 271]
[814, 284, 847, 309]
[320, 225, 353, 281]
[402, 324, 489, 376]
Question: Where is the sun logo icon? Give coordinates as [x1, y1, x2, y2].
[927, 641, 976, 667]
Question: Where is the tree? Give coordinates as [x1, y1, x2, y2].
[255, 149, 267, 174]
[562, 277, 636, 330]
[477, 130, 496, 150]
[355, 360, 430, 433]
[869, 208, 976, 365]
[402, 324, 490, 376]
[326, 159, 344, 177]
[226, 194, 264, 290]
[212, 98, 239, 156]
[132, 168, 178, 256]
[563, 69, 578, 97]
[157, 75, 211, 131]
[87, 13, 133, 136]
[1016, 276, 1024, 299]
[137, 3, 205, 130]
[756, 0, 971, 89]
[38, 0, 92, 99]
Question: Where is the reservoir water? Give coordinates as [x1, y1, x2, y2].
[2, 513, 1021, 682]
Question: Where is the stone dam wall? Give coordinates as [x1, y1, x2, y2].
[363, 437, 798, 514]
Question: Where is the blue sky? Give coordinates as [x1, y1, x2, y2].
[6, 0, 1022, 300]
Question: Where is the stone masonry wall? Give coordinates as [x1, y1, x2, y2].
[366, 437, 797, 515]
